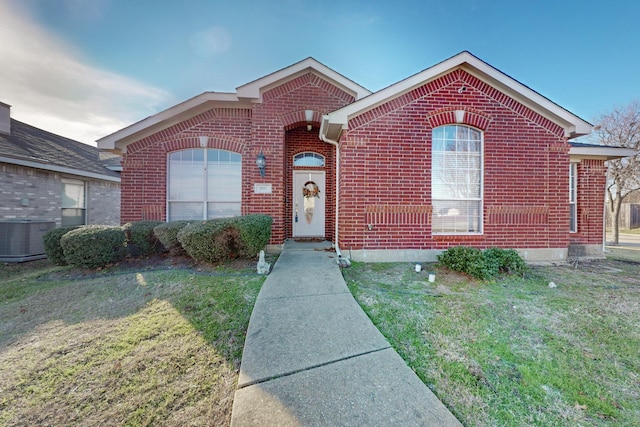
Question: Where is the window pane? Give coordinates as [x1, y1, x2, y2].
[169, 154, 203, 201]
[62, 182, 85, 208]
[207, 202, 241, 219]
[61, 208, 85, 226]
[207, 149, 242, 201]
[432, 200, 481, 233]
[168, 149, 242, 221]
[169, 202, 203, 221]
[431, 125, 482, 234]
[294, 152, 325, 167]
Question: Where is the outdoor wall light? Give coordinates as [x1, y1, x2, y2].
[256, 151, 266, 177]
[305, 109, 314, 131]
[199, 136, 209, 148]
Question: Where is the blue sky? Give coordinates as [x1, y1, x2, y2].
[0, 0, 638, 144]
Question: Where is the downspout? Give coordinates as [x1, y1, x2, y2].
[320, 131, 345, 262]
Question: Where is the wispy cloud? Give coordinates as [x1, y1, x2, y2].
[0, 2, 172, 145]
[190, 26, 233, 58]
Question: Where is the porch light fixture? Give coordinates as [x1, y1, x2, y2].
[305, 109, 314, 131]
[199, 135, 209, 147]
[256, 151, 266, 177]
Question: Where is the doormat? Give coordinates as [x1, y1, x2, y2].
[293, 237, 324, 242]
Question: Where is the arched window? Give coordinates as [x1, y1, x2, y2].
[168, 149, 242, 221]
[432, 125, 482, 234]
[294, 152, 325, 167]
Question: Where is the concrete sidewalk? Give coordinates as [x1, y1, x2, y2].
[230, 241, 461, 426]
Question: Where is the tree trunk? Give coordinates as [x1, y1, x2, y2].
[611, 192, 623, 246]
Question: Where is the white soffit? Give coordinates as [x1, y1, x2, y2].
[569, 145, 636, 160]
[324, 51, 592, 138]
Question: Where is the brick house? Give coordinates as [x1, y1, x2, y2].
[98, 52, 632, 262]
[0, 101, 121, 227]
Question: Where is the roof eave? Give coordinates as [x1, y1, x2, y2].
[569, 146, 636, 160]
[0, 155, 121, 182]
[322, 51, 592, 139]
[96, 92, 250, 152]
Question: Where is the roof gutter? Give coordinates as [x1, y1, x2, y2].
[0, 155, 121, 182]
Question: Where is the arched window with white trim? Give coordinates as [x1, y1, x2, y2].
[294, 152, 325, 167]
[168, 149, 242, 220]
[432, 125, 483, 234]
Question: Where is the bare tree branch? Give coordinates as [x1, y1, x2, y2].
[595, 100, 640, 244]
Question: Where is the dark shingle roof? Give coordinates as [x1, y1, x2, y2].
[0, 119, 120, 179]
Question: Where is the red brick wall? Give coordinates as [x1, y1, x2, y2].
[570, 159, 607, 245]
[120, 72, 354, 246]
[121, 108, 252, 222]
[120, 67, 604, 252]
[284, 127, 336, 241]
[338, 69, 574, 251]
[242, 72, 354, 243]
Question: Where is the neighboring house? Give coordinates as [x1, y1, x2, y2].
[0, 101, 121, 227]
[98, 51, 632, 262]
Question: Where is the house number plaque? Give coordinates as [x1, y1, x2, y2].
[254, 183, 272, 194]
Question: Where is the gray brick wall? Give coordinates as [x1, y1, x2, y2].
[1, 163, 120, 226]
[87, 180, 121, 225]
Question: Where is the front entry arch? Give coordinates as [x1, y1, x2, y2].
[293, 171, 325, 238]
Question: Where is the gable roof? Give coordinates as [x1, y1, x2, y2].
[0, 119, 120, 182]
[97, 57, 372, 152]
[320, 51, 593, 141]
[236, 57, 371, 101]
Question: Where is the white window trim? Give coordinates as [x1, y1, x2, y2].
[569, 162, 578, 233]
[293, 152, 325, 167]
[431, 125, 484, 235]
[166, 148, 242, 221]
[61, 177, 87, 226]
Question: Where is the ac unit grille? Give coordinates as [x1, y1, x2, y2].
[0, 220, 56, 261]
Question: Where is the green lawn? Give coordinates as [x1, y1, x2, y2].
[3, 250, 638, 426]
[0, 258, 265, 426]
[343, 252, 640, 426]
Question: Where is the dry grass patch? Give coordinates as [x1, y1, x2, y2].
[343, 255, 640, 426]
[0, 258, 265, 426]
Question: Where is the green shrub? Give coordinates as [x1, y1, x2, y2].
[123, 220, 165, 257]
[483, 247, 528, 277]
[437, 246, 528, 280]
[177, 215, 272, 263]
[43, 226, 81, 265]
[437, 246, 489, 280]
[60, 225, 126, 269]
[234, 214, 273, 258]
[153, 221, 193, 255]
[177, 218, 237, 263]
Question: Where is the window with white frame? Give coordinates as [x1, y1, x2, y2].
[168, 149, 242, 221]
[569, 162, 577, 232]
[294, 152, 325, 167]
[432, 125, 482, 234]
[61, 178, 86, 226]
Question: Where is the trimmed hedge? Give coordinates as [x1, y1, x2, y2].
[123, 220, 165, 257]
[437, 246, 528, 280]
[153, 221, 193, 255]
[177, 214, 272, 263]
[43, 226, 81, 265]
[60, 225, 127, 269]
[234, 214, 273, 257]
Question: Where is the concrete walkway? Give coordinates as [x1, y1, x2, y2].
[230, 241, 461, 426]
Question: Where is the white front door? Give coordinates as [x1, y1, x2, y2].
[293, 171, 325, 237]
